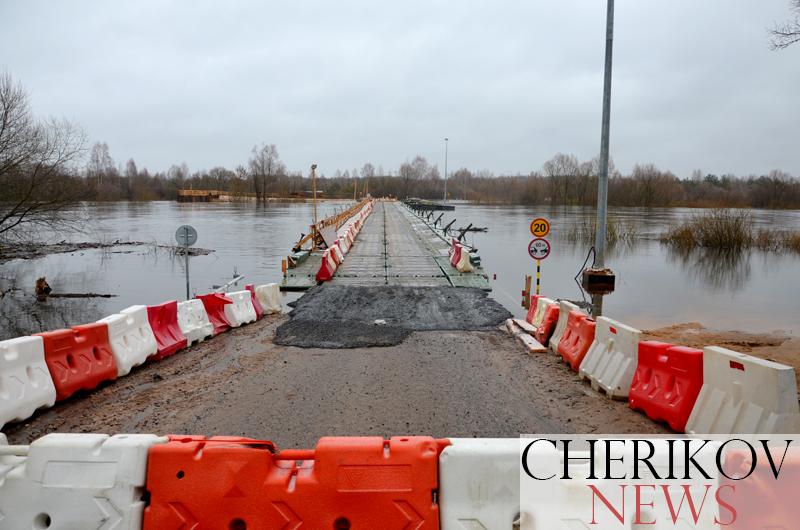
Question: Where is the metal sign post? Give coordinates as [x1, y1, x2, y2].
[175, 224, 198, 300]
[528, 218, 552, 295]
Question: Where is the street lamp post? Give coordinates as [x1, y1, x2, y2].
[443, 137, 449, 202]
[583, 0, 617, 316]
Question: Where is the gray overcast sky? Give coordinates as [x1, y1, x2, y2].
[2, 1, 798, 177]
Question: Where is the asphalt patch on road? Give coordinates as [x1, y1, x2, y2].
[274, 285, 512, 348]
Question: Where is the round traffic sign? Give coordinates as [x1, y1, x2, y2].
[175, 224, 198, 247]
[528, 238, 551, 260]
[530, 217, 551, 237]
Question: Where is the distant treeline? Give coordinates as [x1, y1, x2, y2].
[82, 150, 800, 210]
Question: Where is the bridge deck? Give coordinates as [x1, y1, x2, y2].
[283, 201, 490, 290]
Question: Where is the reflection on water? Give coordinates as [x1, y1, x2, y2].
[665, 247, 752, 293]
[1, 201, 799, 339]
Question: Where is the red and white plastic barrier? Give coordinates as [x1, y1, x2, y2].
[254, 283, 282, 314]
[548, 300, 579, 354]
[223, 290, 258, 327]
[37, 324, 118, 401]
[533, 302, 559, 345]
[578, 317, 641, 399]
[98, 306, 157, 376]
[0, 433, 164, 529]
[146, 301, 187, 361]
[196, 293, 233, 335]
[0, 336, 56, 429]
[557, 310, 596, 371]
[629, 341, 704, 433]
[686, 346, 800, 434]
[316, 248, 338, 282]
[176, 299, 214, 346]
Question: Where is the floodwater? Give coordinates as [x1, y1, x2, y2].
[1, 200, 798, 339]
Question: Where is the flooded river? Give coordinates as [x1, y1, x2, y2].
[1, 201, 798, 339]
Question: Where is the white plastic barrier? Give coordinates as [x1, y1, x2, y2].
[439, 439, 520, 529]
[177, 299, 214, 346]
[548, 300, 579, 354]
[455, 249, 474, 273]
[255, 283, 282, 314]
[224, 290, 258, 327]
[0, 433, 164, 529]
[332, 244, 345, 264]
[686, 346, 800, 434]
[0, 336, 56, 429]
[98, 307, 158, 376]
[579, 317, 641, 399]
[531, 297, 554, 329]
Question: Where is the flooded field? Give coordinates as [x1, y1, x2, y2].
[1, 200, 799, 339]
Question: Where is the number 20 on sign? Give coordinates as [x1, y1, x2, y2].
[528, 217, 552, 295]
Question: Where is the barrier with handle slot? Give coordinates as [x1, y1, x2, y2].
[37, 323, 118, 401]
[143, 435, 449, 529]
[579, 317, 642, 399]
[196, 293, 233, 336]
[548, 300, 579, 354]
[0, 336, 56, 428]
[98, 307, 157, 376]
[146, 301, 188, 361]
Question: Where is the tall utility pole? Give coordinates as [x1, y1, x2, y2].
[583, 0, 617, 316]
[594, 0, 615, 268]
[443, 137, 449, 201]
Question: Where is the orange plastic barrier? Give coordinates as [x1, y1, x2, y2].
[196, 293, 233, 335]
[245, 284, 264, 319]
[629, 341, 703, 433]
[557, 311, 595, 371]
[37, 323, 118, 401]
[144, 435, 449, 529]
[534, 303, 559, 346]
[146, 301, 187, 361]
[525, 294, 541, 325]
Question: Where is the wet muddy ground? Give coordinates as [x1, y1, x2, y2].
[4, 313, 666, 446]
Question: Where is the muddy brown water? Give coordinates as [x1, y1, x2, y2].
[1, 201, 798, 339]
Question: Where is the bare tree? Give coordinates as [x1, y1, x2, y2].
[771, 0, 800, 49]
[0, 72, 86, 241]
[542, 153, 579, 205]
[249, 143, 281, 203]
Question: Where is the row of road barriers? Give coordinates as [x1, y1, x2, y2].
[3, 432, 799, 529]
[517, 294, 800, 435]
[317, 200, 374, 282]
[0, 283, 282, 431]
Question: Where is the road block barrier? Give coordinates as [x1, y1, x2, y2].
[557, 311, 595, 371]
[530, 297, 554, 330]
[455, 248, 474, 273]
[549, 300, 579, 354]
[686, 346, 800, 434]
[177, 299, 214, 346]
[316, 248, 338, 282]
[533, 302, 559, 346]
[98, 306, 158, 376]
[332, 243, 345, 264]
[629, 341, 703, 433]
[579, 317, 642, 399]
[255, 283, 282, 314]
[525, 294, 541, 325]
[146, 301, 188, 361]
[224, 290, 258, 327]
[37, 324, 118, 401]
[196, 293, 233, 335]
[0, 433, 164, 529]
[439, 438, 520, 529]
[144, 435, 448, 529]
[449, 239, 463, 267]
[244, 284, 264, 319]
[0, 336, 56, 428]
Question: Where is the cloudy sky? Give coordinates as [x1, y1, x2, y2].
[2, 1, 798, 177]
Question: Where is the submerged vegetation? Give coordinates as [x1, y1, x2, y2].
[660, 209, 800, 253]
[561, 217, 640, 247]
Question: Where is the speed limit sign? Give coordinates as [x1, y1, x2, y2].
[530, 218, 551, 238]
[528, 238, 551, 260]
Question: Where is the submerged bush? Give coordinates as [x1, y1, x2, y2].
[661, 209, 800, 253]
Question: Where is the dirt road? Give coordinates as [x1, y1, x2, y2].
[4, 312, 665, 446]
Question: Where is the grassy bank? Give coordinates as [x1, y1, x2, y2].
[661, 209, 800, 252]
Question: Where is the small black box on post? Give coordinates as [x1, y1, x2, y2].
[582, 268, 616, 295]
